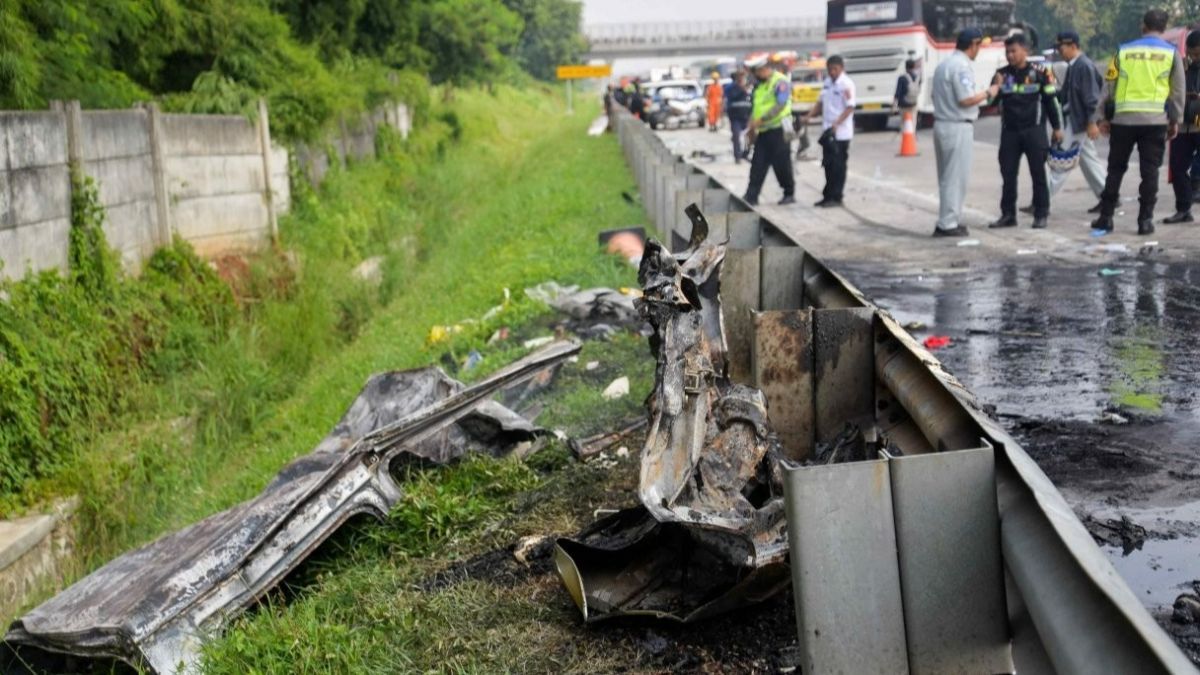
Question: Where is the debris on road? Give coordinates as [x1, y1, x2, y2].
[1099, 268, 1125, 276]
[556, 206, 790, 623]
[1175, 594, 1200, 624]
[523, 335, 556, 349]
[902, 320, 925, 331]
[588, 115, 609, 136]
[956, 239, 980, 247]
[1083, 514, 1148, 555]
[585, 360, 600, 371]
[4, 341, 581, 674]
[601, 376, 629, 400]
[568, 418, 647, 461]
[525, 281, 640, 324]
[923, 335, 951, 350]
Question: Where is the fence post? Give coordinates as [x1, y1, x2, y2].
[256, 98, 279, 243]
[146, 103, 174, 247]
[64, 101, 83, 169]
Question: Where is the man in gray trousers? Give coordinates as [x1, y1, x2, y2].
[932, 28, 1001, 237]
[1044, 31, 1107, 213]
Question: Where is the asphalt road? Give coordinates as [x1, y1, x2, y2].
[653, 119, 1200, 652]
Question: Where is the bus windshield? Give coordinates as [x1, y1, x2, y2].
[828, 0, 917, 32]
[923, 0, 1014, 42]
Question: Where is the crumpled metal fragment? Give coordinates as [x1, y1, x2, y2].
[555, 206, 789, 622]
[4, 341, 580, 675]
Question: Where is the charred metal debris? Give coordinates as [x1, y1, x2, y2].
[3, 341, 580, 675]
[555, 204, 793, 623]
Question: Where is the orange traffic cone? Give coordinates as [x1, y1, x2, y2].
[898, 110, 919, 157]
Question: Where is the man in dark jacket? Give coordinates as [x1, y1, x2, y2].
[988, 33, 1064, 229]
[1164, 30, 1200, 223]
[725, 71, 752, 162]
[1046, 31, 1107, 213]
[892, 60, 921, 113]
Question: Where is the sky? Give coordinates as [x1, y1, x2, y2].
[582, 0, 825, 25]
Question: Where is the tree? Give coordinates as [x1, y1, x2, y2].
[502, 0, 585, 80]
[418, 0, 522, 84]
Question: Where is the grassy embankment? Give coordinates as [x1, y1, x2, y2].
[3, 81, 657, 656]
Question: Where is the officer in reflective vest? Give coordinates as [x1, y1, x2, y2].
[1093, 8, 1185, 235]
[742, 55, 796, 206]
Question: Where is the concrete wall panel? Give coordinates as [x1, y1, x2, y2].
[80, 111, 150, 161]
[103, 200, 159, 269]
[2, 112, 67, 170]
[171, 193, 269, 243]
[0, 219, 70, 279]
[9, 166, 70, 227]
[165, 155, 264, 200]
[84, 155, 156, 207]
[160, 115, 259, 157]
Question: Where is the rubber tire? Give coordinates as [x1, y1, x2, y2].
[858, 115, 889, 132]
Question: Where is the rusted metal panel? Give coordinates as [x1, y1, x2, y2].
[784, 458, 910, 674]
[752, 310, 814, 461]
[760, 246, 805, 311]
[4, 342, 580, 674]
[813, 307, 876, 443]
[721, 248, 760, 384]
[889, 443, 1013, 674]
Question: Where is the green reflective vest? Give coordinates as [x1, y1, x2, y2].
[752, 71, 790, 130]
[1113, 37, 1175, 115]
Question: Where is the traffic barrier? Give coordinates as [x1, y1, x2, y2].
[898, 109, 919, 157]
[605, 106, 1196, 674]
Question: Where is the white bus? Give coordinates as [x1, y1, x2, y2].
[826, 0, 1019, 130]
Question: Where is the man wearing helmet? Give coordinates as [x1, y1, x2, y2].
[742, 55, 797, 206]
[988, 33, 1064, 230]
[1164, 30, 1200, 224]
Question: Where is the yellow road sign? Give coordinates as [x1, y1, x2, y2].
[556, 64, 612, 80]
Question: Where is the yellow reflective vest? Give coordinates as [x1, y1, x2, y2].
[752, 71, 790, 130]
[1112, 36, 1176, 115]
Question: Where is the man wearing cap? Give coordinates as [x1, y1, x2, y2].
[1045, 31, 1107, 212]
[988, 33, 1063, 230]
[1093, 8, 1185, 236]
[1164, 30, 1200, 224]
[743, 55, 796, 206]
[931, 28, 1001, 237]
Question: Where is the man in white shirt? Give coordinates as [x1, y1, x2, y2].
[804, 55, 855, 207]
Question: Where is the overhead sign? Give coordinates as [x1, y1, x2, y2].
[556, 64, 613, 80]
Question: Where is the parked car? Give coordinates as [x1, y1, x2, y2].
[641, 80, 707, 130]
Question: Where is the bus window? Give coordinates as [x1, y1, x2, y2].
[923, 0, 1014, 43]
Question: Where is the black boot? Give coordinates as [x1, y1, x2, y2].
[989, 214, 1018, 228]
[1031, 217, 1048, 229]
[1090, 215, 1114, 232]
[1163, 211, 1194, 224]
[1138, 217, 1155, 235]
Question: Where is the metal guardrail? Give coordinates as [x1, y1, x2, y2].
[608, 107, 1198, 674]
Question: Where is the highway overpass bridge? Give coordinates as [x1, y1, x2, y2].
[583, 18, 825, 60]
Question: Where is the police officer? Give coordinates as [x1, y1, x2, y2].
[988, 33, 1064, 230]
[931, 28, 1001, 237]
[725, 70, 753, 163]
[743, 56, 796, 206]
[1164, 30, 1200, 224]
[1093, 8, 1185, 235]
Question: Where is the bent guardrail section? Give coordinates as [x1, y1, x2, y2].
[609, 108, 1196, 674]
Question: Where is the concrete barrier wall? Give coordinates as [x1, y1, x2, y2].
[0, 112, 72, 277]
[0, 100, 406, 279]
[160, 113, 274, 257]
[81, 110, 160, 269]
